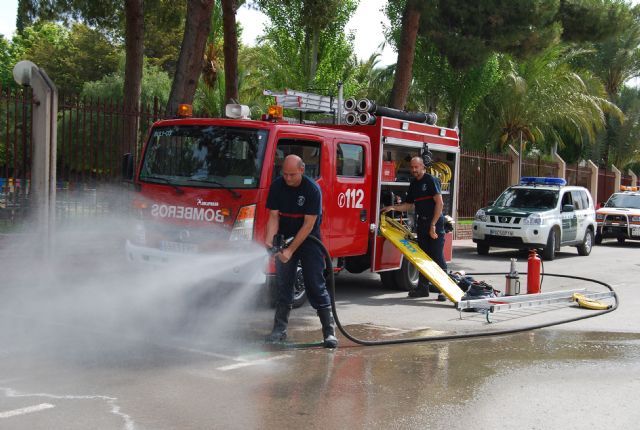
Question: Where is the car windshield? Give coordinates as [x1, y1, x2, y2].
[140, 125, 268, 188]
[493, 188, 558, 209]
[604, 193, 640, 209]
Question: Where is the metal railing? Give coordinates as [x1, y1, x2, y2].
[458, 148, 512, 219]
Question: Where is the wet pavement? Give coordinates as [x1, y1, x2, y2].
[1, 233, 639, 429]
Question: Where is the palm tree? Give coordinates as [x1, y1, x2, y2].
[468, 46, 621, 156]
[576, 19, 640, 166]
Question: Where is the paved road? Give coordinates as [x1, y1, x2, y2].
[1, 232, 639, 429]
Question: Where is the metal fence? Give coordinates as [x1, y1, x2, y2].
[565, 162, 592, 189]
[1, 85, 635, 229]
[521, 155, 559, 178]
[1, 86, 169, 226]
[458, 149, 512, 219]
[597, 168, 616, 205]
[0, 85, 33, 226]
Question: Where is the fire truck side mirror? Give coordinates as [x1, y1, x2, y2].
[122, 153, 134, 181]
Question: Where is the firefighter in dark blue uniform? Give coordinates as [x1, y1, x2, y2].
[265, 154, 338, 348]
[382, 156, 447, 300]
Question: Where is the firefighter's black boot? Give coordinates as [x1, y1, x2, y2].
[266, 303, 291, 343]
[317, 307, 338, 348]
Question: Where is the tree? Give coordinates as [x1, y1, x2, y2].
[256, 0, 358, 91]
[122, 0, 144, 156]
[7, 22, 119, 93]
[571, 3, 640, 166]
[387, 0, 420, 109]
[20, 0, 143, 159]
[385, 0, 562, 113]
[143, 0, 187, 75]
[0, 36, 15, 86]
[167, 0, 215, 113]
[222, 0, 239, 104]
[466, 47, 621, 155]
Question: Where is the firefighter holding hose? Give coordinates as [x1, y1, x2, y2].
[265, 154, 338, 348]
[382, 154, 447, 300]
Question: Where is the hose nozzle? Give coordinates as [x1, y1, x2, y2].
[268, 234, 294, 255]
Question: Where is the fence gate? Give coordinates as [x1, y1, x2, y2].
[1, 86, 169, 228]
[0, 85, 32, 226]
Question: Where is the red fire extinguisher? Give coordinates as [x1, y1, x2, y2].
[527, 249, 541, 294]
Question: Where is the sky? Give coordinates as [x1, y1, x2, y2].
[0, 0, 397, 66]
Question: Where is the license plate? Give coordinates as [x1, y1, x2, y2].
[489, 229, 513, 237]
[632, 226, 640, 237]
[160, 241, 199, 253]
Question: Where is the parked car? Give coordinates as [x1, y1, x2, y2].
[472, 177, 596, 260]
[595, 187, 640, 244]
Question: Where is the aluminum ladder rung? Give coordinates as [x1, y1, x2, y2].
[457, 289, 588, 311]
[457, 289, 615, 323]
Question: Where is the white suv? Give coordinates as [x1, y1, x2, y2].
[472, 177, 596, 260]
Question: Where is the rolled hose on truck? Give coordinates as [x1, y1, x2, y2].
[298, 236, 620, 348]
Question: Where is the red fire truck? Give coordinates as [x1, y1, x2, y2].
[124, 99, 460, 307]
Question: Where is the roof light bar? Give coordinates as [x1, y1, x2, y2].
[520, 177, 566, 186]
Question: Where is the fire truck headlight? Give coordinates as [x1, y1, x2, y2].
[631, 216, 640, 222]
[474, 209, 487, 222]
[230, 204, 256, 241]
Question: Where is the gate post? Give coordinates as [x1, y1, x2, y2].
[629, 169, 637, 187]
[13, 61, 58, 257]
[553, 151, 565, 181]
[507, 144, 519, 185]
[587, 160, 598, 204]
[612, 165, 621, 193]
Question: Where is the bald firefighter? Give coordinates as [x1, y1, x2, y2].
[265, 155, 338, 348]
[382, 156, 447, 300]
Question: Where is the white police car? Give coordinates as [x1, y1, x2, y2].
[595, 187, 640, 244]
[472, 177, 596, 260]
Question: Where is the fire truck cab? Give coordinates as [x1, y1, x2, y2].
[125, 102, 460, 306]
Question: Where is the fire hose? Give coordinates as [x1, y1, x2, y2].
[269, 235, 619, 347]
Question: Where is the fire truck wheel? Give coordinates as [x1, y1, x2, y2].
[379, 271, 398, 290]
[594, 232, 603, 245]
[393, 259, 419, 291]
[292, 264, 307, 308]
[265, 265, 307, 309]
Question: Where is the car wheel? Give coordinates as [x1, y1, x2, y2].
[477, 242, 490, 255]
[595, 232, 603, 245]
[577, 229, 593, 256]
[542, 229, 557, 260]
[617, 236, 626, 245]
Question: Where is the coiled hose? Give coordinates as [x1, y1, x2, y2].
[305, 235, 619, 347]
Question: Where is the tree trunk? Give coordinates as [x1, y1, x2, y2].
[167, 0, 215, 114]
[222, 0, 239, 105]
[448, 102, 460, 130]
[309, 27, 320, 87]
[122, 0, 144, 159]
[389, 0, 421, 110]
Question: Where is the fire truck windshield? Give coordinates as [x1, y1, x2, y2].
[140, 125, 268, 189]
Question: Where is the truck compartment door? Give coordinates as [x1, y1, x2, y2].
[327, 142, 371, 256]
